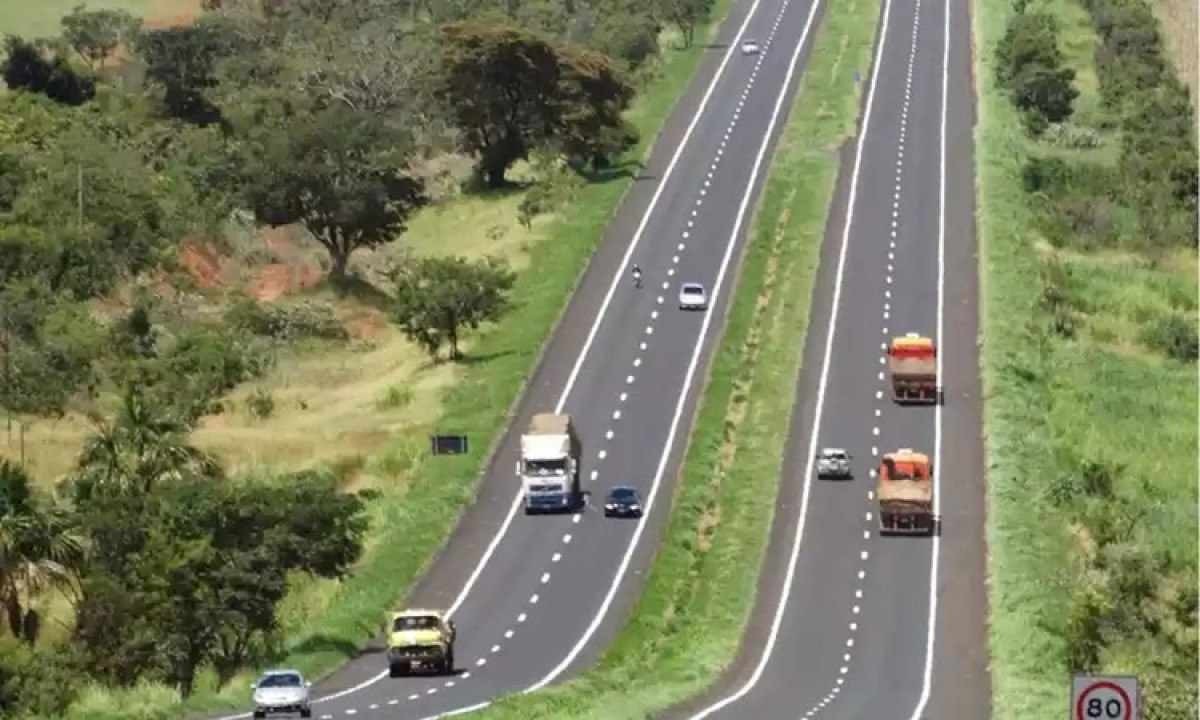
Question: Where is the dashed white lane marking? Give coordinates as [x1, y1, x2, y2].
[872, 427, 880, 436]
[552, 552, 562, 563]
[409, 694, 420, 701]
[540, 572, 551, 584]
[599, 449, 608, 460]
[606, 429, 615, 439]
[389, 699, 399, 705]
[530, 593, 540, 604]
[572, 514, 581, 524]
[620, 391, 628, 401]
[427, 688, 438, 695]
[446, 681, 456, 688]
[860, 550, 869, 560]
[346, 709, 357, 715]
[505, 629, 515, 638]
[476, 658, 487, 667]
[591, 470, 599, 480]
[625, 374, 634, 384]
[645, 326, 654, 335]
[858, 569, 866, 580]
[657, 295, 665, 304]
[668, 267, 676, 277]
[852, 605, 860, 615]
[639, 341, 647, 351]
[562, 533, 572, 544]
[369, 704, 378, 710]
[491, 644, 501, 653]
[461, 672, 471, 679]
[518, 612, 527, 623]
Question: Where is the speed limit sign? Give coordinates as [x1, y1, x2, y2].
[1072, 675, 1140, 720]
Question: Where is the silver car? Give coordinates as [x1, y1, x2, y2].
[252, 669, 312, 718]
[741, 39, 761, 55]
[817, 448, 852, 478]
[679, 282, 708, 310]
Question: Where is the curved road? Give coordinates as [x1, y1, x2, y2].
[666, 0, 991, 717]
[214, 0, 838, 717]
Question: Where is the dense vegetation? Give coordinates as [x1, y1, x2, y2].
[980, 0, 1197, 716]
[0, 0, 721, 716]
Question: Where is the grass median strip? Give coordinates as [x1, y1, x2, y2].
[474, 0, 881, 715]
[58, 6, 736, 720]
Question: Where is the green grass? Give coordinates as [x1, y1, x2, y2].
[974, 0, 1199, 716]
[49, 5, 742, 720]
[463, 0, 882, 715]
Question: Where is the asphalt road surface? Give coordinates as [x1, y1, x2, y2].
[212, 0, 838, 717]
[664, 0, 992, 717]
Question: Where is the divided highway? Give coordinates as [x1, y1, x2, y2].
[214, 0, 836, 717]
[667, 0, 991, 716]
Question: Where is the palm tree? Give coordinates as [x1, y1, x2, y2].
[74, 384, 223, 498]
[0, 460, 83, 644]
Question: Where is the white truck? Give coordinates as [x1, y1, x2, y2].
[517, 413, 581, 513]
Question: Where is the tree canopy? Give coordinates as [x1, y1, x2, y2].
[241, 106, 427, 282]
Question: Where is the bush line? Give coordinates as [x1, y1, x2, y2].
[470, 0, 883, 714]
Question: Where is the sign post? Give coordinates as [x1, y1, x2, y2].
[1071, 675, 1139, 720]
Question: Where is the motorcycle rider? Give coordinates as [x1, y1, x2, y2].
[632, 263, 643, 288]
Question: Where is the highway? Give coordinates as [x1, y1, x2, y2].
[212, 0, 837, 717]
[664, 0, 992, 717]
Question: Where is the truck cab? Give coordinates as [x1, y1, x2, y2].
[387, 610, 456, 676]
[877, 449, 935, 535]
[887, 333, 939, 404]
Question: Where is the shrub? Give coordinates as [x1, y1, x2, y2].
[224, 299, 349, 341]
[376, 385, 414, 410]
[1011, 62, 1078, 129]
[1042, 122, 1101, 148]
[246, 388, 275, 419]
[1140, 313, 1198, 362]
[995, 12, 1064, 86]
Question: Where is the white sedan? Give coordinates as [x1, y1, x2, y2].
[679, 282, 708, 310]
[741, 39, 761, 55]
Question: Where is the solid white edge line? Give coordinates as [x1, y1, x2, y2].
[906, 0, 949, 715]
[443, 0, 771, 624]
[686, 0, 895, 713]
[526, 0, 825, 693]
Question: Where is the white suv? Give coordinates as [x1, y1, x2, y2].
[679, 282, 708, 310]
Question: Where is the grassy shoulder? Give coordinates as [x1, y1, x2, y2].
[52, 5, 737, 720]
[471, 0, 881, 715]
[974, 0, 1198, 716]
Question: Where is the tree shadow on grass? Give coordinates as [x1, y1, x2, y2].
[452, 349, 515, 367]
[328, 274, 395, 311]
[581, 159, 644, 185]
[286, 634, 385, 662]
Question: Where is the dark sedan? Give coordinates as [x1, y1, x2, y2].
[604, 486, 644, 518]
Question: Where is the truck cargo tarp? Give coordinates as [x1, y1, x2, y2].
[530, 413, 570, 434]
[888, 356, 936, 377]
[877, 479, 932, 504]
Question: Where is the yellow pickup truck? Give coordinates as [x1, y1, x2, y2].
[387, 609, 456, 676]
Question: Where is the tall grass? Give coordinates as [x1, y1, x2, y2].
[472, 0, 882, 714]
[52, 4, 740, 720]
[974, 0, 1198, 716]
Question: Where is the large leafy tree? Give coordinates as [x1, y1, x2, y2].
[74, 471, 369, 697]
[439, 21, 636, 185]
[241, 106, 427, 283]
[136, 17, 243, 124]
[389, 255, 516, 360]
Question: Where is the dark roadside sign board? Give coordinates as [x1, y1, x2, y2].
[431, 434, 469, 456]
[1071, 675, 1140, 720]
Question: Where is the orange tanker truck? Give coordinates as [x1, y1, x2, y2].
[877, 449, 935, 535]
[887, 333, 938, 403]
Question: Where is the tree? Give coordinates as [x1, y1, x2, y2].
[439, 21, 639, 185]
[994, 12, 1063, 86]
[0, 461, 83, 645]
[389, 255, 516, 360]
[439, 22, 563, 187]
[1, 37, 95, 106]
[1010, 61, 1078, 129]
[241, 106, 426, 283]
[74, 471, 369, 697]
[72, 384, 223, 500]
[60, 4, 142, 71]
[136, 18, 242, 124]
[556, 46, 638, 169]
[655, 0, 715, 48]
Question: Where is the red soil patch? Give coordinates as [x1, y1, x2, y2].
[247, 263, 323, 302]
[143, 0, 206, 29]
[180, 241, 224, 289]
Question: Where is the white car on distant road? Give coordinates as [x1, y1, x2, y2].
[679, 282, 708, 310]
[741, 38, 761, 55]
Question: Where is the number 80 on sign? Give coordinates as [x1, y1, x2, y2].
[1071, 675, 1139, 720]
